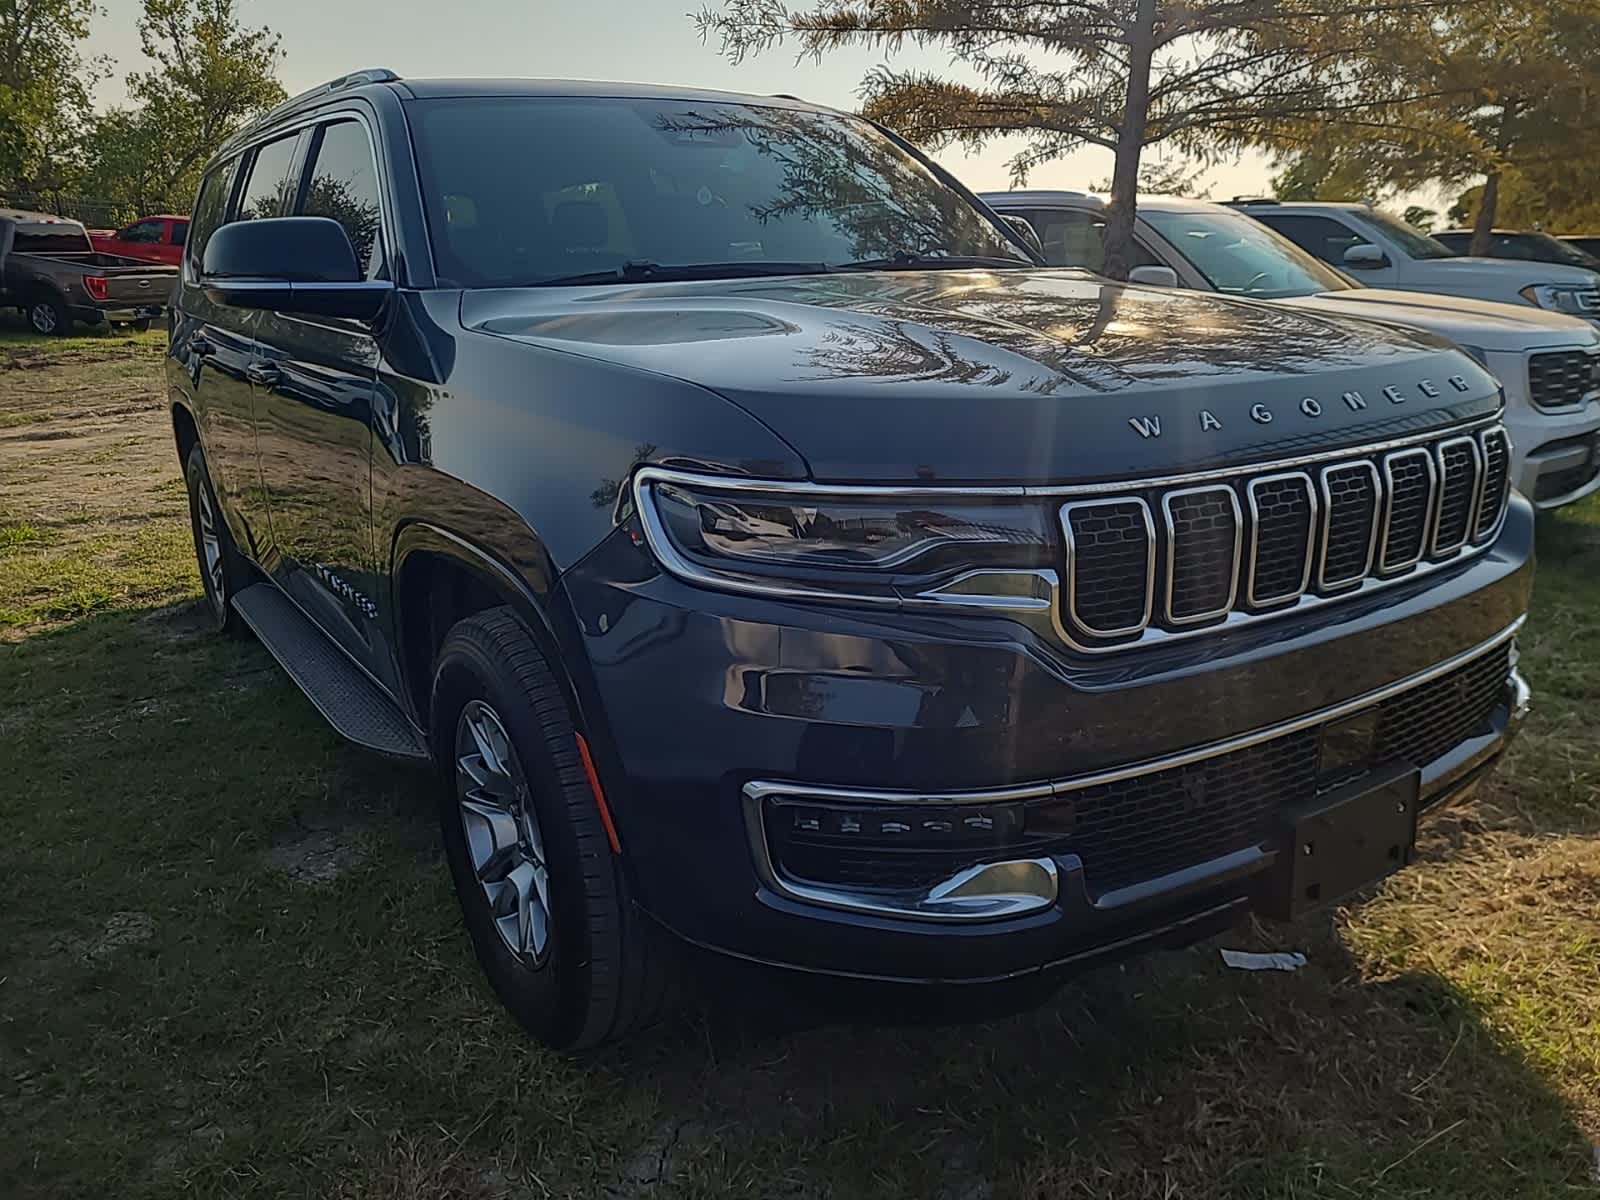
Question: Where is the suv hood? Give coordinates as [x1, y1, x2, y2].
[1409, 256, 1600, 287]
[463, 270, 1499, 484]
[1278, 288, 1600, 354]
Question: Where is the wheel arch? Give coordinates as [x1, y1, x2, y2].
[390, 522, 594, 744]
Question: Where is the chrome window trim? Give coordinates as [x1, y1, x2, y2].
[743, 617, 1523, 919]
[1316, 460, 1381, 590]
[1432, 435, 1484, 557]
[1378, 447, 1437, 574]
[1160, 485, 1241, 625]
[1245, 471, 1318, 608]
[1059, 498, 1156, 639]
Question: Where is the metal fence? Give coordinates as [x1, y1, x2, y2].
[0, 192, 185, 229]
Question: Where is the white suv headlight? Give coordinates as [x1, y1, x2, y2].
[1520, 283, 1600, 316]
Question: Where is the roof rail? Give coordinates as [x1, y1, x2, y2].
[256, 67, 401, 127]
[1226, 195, 1278, 205]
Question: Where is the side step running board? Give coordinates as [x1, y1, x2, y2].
[231, 583, 429, 761]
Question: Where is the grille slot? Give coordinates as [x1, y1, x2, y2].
[1379, 448, 1435, 572]
[1318, 462, 1380, 588]
[1246, 472, 1316, 606]
[1476, 428, 1511, 539]
[1433, 437, 1483, 555]
[1062, 500, 1153, 637]
[1162, 486, 1240, 624]
[1528, 350, 1596, 409]
[1056, 423, 1510, 650]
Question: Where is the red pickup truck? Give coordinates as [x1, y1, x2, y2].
[87, 215, 189, 266]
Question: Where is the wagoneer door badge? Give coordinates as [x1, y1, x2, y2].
[1128, 375, 1476, 439]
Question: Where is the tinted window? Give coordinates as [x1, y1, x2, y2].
[186, 161, 236, 272]
[11, 226, 90, 254]
[120, 219, 165, 243]
[171, 220, 188, 247]
[1141, 208, 1353, 297]
[409, 97, 1030, 287]
[236, 134, 302, 221]
[300, 120, 385, 277]
[1348, 209, 1454, 259]
[1005, 208, 1158, 272]
[1252, 214, 1368, 266]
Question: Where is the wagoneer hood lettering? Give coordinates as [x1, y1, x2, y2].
[464, 270, 1500, 484]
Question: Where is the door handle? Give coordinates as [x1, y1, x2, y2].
[189, 334, 213, 357]
[245, 363, 280, 388]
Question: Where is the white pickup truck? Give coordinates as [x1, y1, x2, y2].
[1226, 199, 1600, 327]
[983, 190, 1600, 510]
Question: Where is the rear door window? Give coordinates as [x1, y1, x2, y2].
[236, 134, 304, 222]
[299, 120, 387, 278]
[1013, 208, 1160, 272]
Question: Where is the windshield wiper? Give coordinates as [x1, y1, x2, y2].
[529, 260, 835, 286]
[838, 252, 1033, 272]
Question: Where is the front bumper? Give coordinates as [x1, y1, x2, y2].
[564, 497, 1534, 984]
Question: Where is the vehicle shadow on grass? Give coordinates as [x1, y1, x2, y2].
[1, 597, 1596, 1200]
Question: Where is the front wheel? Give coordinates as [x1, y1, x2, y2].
[129, 318, 153, 333]
[431, 608, 671, 1049]
[26, 293, 71, 337]
[183, 444, 248, 634]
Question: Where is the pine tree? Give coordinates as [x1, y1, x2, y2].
[698, 0, 1405, 278]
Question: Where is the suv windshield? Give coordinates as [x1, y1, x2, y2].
[1349, 209, 1455, 260]
[407, 97, 1032, 287]
[1141, 208, 1353, 297]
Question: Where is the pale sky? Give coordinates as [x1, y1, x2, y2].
[84, 0, 1445, 212]
[90, 0, 1452, 214]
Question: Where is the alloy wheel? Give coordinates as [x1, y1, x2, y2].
[454, 700, 552, 966]
[29, 303, 57, 335]
[195, 482, 226, 609]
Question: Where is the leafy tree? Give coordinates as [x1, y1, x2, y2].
[1402, 204, 1436, 231]
[1266, 0, 1600, 252]
[82, 0, 284, 211]
[1090, 157, 1210, 198]
[0, 0, 104, 192]
[697, 0, 1407, 279]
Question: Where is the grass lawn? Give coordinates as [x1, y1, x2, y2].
[1, 315, 1597, 1198]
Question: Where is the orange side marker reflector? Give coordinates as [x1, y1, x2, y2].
[575, 733, 622, 855]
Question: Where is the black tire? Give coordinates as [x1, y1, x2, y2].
[183, 444, 248, 634]
[26, 292, 71, 337]
[431, 607, 671, 1049]
[129, 318, 153, 333]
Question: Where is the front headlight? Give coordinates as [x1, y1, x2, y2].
[634, 469, 1052, 600]
[1519, 283, 1598, 316]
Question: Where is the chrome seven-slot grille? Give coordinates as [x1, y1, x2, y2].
[1060, 423, 1511, 648]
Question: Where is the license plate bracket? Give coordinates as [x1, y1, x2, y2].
[1259, 764, 1420, 920]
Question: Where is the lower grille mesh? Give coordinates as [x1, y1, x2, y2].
[764, 643, 1513, 897]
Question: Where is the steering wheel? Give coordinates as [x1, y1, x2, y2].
[1244, 271, 1272, 292]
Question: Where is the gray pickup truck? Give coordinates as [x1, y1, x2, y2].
[1, 208, 177, 335]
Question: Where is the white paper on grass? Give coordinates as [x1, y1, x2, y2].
[1220, 949, 1308, 972]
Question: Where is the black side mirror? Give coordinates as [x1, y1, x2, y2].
[202, 216, 392, 319]
[1000, 214, 1045, 259]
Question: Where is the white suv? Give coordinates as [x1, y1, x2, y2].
[983, 190, 1600, 510]
[1228, 200, 1600, 327]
